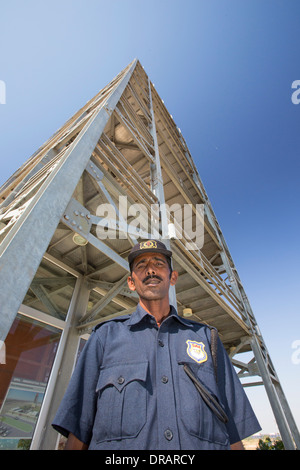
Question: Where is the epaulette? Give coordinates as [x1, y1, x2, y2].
[92, 314, 132, 332]
[180, 316, 211, 330]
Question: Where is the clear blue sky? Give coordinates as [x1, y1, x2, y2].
[0, 0, 299, 436]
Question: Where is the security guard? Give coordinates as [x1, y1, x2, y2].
[52, 240, 260, 450]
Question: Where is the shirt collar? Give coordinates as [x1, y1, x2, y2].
[128, 303, 194, 329]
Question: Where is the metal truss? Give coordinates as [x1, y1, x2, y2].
[0, 59, 299, 449]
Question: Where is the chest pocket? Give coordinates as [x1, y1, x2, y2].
[178, 361, 229, 446]
[94, 361, 148, 443]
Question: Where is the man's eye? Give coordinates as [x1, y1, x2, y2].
[137, 262, 146, 268]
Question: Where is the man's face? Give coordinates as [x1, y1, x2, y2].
[127, 252, 178, 302]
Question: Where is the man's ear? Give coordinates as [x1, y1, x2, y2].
[170, 270, 178, 287]
[127, 275, 136, 292]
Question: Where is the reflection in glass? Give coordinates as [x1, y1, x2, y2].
[0, 315, 61, 450]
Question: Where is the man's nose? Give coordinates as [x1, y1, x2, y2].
[145, 260, 156, 274]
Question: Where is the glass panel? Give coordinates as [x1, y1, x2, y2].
[0, 314, 61, 450]
[23, 259, 76, 320]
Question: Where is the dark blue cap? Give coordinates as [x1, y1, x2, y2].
[128, 240, 172, 267]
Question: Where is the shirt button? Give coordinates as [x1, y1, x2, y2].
[117, 376, 125, 384]
[161, 375, 168, 384]
[158, 340, 164, 347]
[164, 429, 173, 441]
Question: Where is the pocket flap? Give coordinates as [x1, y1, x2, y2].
[96, 361, 148, 393]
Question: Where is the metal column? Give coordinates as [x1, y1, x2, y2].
[0, 59, 137, 341]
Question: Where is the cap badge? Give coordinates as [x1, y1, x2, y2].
[186, 340, 207, 364]
[140, 240, 157, 250]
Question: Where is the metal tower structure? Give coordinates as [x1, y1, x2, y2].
[0, 59, 299, 450]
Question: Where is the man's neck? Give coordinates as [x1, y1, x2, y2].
[139, 297, 171, 326]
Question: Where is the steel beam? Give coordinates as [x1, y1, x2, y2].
[0, 59, 137, 341]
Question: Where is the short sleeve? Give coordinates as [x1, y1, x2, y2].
[216, 337, 261, 444]
[52, 331, 103, 445]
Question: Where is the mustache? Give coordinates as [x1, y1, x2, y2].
[143, 274, 163, 284]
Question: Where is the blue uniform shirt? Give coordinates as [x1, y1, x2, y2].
[52, 304, 261, 449]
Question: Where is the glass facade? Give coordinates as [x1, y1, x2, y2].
[0, 315, 62, 450]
